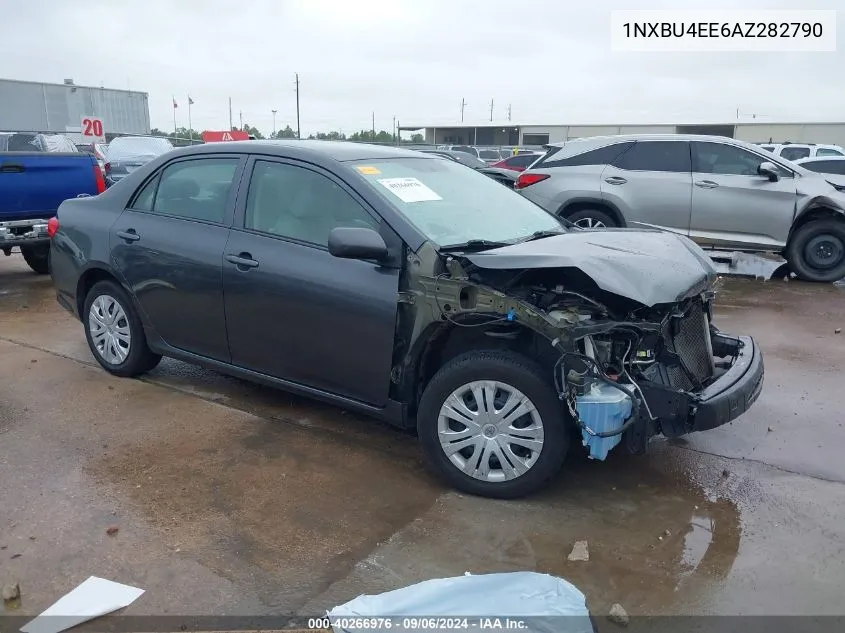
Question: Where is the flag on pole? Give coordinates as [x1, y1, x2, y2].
[172, 97, 178, 109]
[188, 96, 194, 105]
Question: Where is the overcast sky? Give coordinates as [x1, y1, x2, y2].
[3, 0, 843, 136]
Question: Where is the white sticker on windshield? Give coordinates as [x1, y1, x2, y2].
[377, 177, 442, 203]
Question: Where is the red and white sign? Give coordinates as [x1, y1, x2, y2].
[80, 116, 106, 143]
[202, 130, 250, 143]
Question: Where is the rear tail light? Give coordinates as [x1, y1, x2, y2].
[515, 173, 550, 189]
[47, 217, 60, 239]
[94, 164, 106, 193]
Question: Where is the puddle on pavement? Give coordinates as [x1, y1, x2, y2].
[88, 411, 442, 608]
[462, 452, 743, 615]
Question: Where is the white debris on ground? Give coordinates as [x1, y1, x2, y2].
[608, 603, 629, 626]
[568, 540, 590, 562]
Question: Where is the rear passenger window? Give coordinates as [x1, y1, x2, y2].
[130, 177, 159, 211]
[816, 148, 844, 157]
[612, 141, 690, 173]
[151, 158, 239, 223]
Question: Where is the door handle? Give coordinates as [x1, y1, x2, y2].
[694, 180, 719, 189]
[1, 163, 25, 173]
[116, 230, 140, 242]
[225, 253, 259, 269]
[604, 176, 627, 185]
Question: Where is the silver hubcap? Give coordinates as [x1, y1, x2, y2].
[437, 380, 544, 482]
[88, 295, 131, 365]
[574, 217, 606, 228]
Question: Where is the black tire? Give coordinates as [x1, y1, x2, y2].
[83, 280, 162, 377]
[20, 244, 50, 274]
[417, 350, 570, 499]
[563, 208, 618, 229]
[785, 219, 845, 282]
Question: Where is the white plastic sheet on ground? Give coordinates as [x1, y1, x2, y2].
[19, 576, 144, 633]
[327, 571, 595, 633]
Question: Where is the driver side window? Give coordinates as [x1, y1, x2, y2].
[245, 160, 379, 247]
[692, 142, 791, 178]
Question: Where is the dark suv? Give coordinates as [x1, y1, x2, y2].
[49, 141, 763, 498]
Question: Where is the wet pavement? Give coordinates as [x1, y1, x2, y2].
[1, 251, 845, 622]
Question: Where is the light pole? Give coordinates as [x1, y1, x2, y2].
[271, 110, 277, 136]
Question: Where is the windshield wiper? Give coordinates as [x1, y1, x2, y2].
[439, 239, 511, 252]
[515, 229, 566, 244]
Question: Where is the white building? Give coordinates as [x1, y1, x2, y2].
[0, 78, 151, 141]
[400, 120, 845, 148]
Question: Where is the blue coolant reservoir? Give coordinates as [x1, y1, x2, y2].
[576, 382, 634, 461]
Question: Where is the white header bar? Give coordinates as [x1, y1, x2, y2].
[611, 10, 837, 52]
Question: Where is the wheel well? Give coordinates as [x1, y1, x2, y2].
[559, 200, 626, 227]
[410, 321, 559, 416]
[75, 268, 119, 318]
[787, 206, 845, 246]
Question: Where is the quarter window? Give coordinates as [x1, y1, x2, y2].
[130, 176, 158, 211]
[538, 142, 634, 169]
[245, 160, 378, 247]
[150, 158, 239, 223]
[612, 141, 691, 173]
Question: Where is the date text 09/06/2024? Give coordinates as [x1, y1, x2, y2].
[310, 616, 530, 630]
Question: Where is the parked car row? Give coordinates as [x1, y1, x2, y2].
[515, 134, 845, 282]
[436, 145, 542, 166]
[48, 139, 764, 498]
[757, 142, 845, 161]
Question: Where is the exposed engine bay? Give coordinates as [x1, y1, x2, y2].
[414, 254, 750, 460]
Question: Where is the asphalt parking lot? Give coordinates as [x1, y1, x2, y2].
[2, 252, 845, 621]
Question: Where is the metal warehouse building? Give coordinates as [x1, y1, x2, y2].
[0, 78, 150, 140]
[401, 121, 845, 148]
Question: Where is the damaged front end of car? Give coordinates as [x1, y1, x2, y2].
[401, 238, 764, 461]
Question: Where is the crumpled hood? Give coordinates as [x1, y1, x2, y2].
[464, 229, 717, 307]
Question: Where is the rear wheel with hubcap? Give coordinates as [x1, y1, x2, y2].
[563, 208, 618, 229]
[20, 244, 50, 274]
[417, 351, 569, 499]
[83, 280, 161, 377]
[785, 219, 845, 282]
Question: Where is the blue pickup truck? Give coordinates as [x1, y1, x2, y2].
[1, 132, 105, 273]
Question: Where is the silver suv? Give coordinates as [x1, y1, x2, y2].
[515, 134, 845, 282]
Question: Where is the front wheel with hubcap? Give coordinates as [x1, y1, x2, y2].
[417, 350, 570, 499]
[563, 208, 618, 229]
[785, 219, 845, 282]
[83, 280, 161, 377]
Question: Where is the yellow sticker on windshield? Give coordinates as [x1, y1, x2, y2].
[356, 165, 381, 175]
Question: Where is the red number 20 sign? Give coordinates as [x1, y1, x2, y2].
[81, 116, 105, 141]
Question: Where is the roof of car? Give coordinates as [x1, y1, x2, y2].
[550, 133, 742, 147]
[169, 139, 427, 162]
[795, 155, 845, 163]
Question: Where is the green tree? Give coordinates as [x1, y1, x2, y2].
[241, 123, 264, 139]
[272, 125, 297, 139]
[409, 133, 424, 143]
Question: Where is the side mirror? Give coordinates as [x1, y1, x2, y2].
[328, 227, 388, 262]
[758, 161, 780, 182]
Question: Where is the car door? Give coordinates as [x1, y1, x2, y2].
[600, 140, 693, 234]
[689, 141, 797, 250]
[110, 155, 245, 361]
[222, 157, 400, 406]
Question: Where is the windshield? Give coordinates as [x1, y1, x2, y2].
[352, 157, 564, 246]
[107, 136, 173, 161]
[478, 149, 501, 160]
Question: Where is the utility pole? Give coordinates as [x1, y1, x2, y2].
[392, 115, 396, 145]
[396, 119, 400, 145]
[295, 73, 301, 139]
[489, 98, 494, 122]
[239, 110, 243, 130]
[372, 112, 375, 141]
[507, 104, 512, 121]
[229, 97, 233, 131]
[271, 109, 277, 136]
[460, 97, 466, 122]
